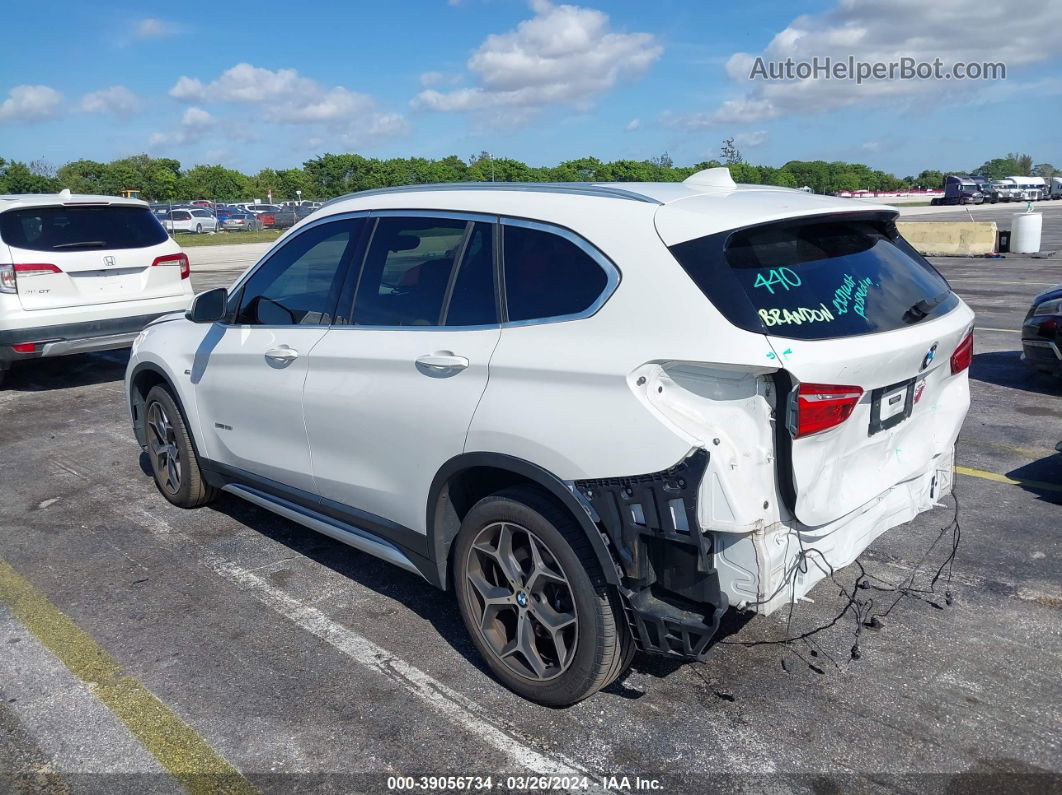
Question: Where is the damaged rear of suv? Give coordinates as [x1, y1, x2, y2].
[127, 168, 972, 705]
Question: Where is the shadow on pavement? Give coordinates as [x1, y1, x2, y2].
[969, 350, 1062, 396]
[1007, 453, 1062, 505]
[1, 350, 129, 392]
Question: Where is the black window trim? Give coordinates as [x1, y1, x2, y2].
[498, 216, 620, 328]
[222, 208, 621, 332]
[340, 209, 502, 332]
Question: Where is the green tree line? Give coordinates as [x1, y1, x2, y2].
[0, 148, 1055, 202]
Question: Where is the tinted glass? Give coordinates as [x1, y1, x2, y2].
[502, 224, 608, 322]
[236, 219, 359, 326]
[353, 217, 467, 326]
[0, 206, 168, 251]
[445, 222, 496, 326]
[669, 215, 959, 340]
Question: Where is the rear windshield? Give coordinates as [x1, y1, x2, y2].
[669, 214, 959, 340]
[0, 205, 168, 252]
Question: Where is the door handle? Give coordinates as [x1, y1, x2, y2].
[265, 345, 299, 362]
[415, 351, 469, 375]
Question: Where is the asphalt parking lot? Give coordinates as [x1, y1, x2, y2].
[1, 216, 1060, 792]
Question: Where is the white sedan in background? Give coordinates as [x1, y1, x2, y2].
[161, 208, 218, 234]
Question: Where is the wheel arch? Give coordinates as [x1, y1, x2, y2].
[128, 361, 195, 452]
[426, 452, 620, 591]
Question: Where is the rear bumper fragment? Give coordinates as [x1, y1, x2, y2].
[0, 312, 167, 361]
[574, 448, 727, 660]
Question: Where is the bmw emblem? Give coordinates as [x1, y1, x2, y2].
[920, 343, 938, 372]
[516, 592, 528, 608]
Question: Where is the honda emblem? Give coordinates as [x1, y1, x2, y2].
[103, 255, 116, 267]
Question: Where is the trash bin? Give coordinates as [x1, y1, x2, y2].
[1011, 212, 1042, 253]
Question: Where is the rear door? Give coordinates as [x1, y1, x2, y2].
[303, 213, 500, 535]
[669, 213, 974, 527]
[0, 202, 184, 311]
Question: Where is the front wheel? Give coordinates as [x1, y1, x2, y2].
[143, 385, 217, 508]
[453, 487, 634, 706]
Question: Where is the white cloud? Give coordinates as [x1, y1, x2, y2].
[181, 106, 214, 128]
[79, 85, 139, 117]
[168, 63, 406, 138]
[625, 117, 640, 131]
[419, 71, 460, 88]
[0, 85, 62, 123]
[413, 0, 662, 122]
[734, 130, 768, 147]
[148, 106, 214, 147]
[680, 0, 1062, 126]
[134, 18, 178, 39]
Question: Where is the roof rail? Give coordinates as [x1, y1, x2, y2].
[322, 181, 661, 207]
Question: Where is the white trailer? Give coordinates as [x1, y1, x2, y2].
[1006, 175, 1046, 201]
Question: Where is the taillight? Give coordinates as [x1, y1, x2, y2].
[950, 330, 973, 374]
[793, 382, 864, 438]
[11, 343, 38, 353]
[14, 263, 62, 275]
[152, 252, 190, 280]
[0, 263, 14, 293]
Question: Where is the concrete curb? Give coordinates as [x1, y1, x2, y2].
[896, 221, 997, 257]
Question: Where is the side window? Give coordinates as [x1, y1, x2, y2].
[502, 223, 610, 322]
[236, 219, 360, 326]
[353, 217, 468, 326]
[444, 222, 497, 326]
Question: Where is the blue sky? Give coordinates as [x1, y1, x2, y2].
[1, 0, 1059, 177]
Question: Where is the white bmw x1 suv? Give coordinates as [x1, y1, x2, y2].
[1, 191, 192, 386]
[126, 168, 973, 705]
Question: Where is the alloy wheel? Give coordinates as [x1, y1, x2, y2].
[464, 522, 578, 681]
[146, 401, 181, 494]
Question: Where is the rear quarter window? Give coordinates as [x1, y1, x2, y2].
[0, 205, 169, 252]
[669, 214, 959, 340]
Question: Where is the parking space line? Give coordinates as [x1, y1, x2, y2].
[955, 466, 1062, 494]
[0, 559, 256, 795]
[975, 327, 1020, 333]
[948, 280, 1059, 286]
[206, 554, 611, 784]
[118, 500, 620, 787]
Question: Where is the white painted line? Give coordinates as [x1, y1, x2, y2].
[949, 280, 1059, 286]
[118, 502, 615, 789]
[206, 555, 609, 782]
[976, 327, 1020, 333]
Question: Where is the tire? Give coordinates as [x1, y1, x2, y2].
[143, 385, 217, 508]
[195, 224, 203, 234]
[453, 486, 635, 706]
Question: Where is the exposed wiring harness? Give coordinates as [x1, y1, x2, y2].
[720, 491, 962, 672]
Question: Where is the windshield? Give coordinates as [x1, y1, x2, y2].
[669, 214, 960, 340]
[0, 205, 168, 252]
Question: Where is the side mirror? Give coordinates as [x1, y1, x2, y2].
[186, 287, 228, 323]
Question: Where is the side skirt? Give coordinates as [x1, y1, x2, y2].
[201, 460, 439, 586]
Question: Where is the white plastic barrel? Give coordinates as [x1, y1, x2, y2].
[1011, 212, 1042, 253]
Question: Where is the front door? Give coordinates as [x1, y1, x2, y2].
[193, 217, 365, 492]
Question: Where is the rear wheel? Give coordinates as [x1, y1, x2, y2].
[195, 223, 203, 234]
[453, 487, 634, 706]
[144, 385, 217, 508]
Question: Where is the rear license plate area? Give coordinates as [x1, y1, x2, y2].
[869, 377, 915, 435]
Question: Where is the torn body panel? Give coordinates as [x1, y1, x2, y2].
[573, 449, 727, 660]
[624, 358, 963, 628]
